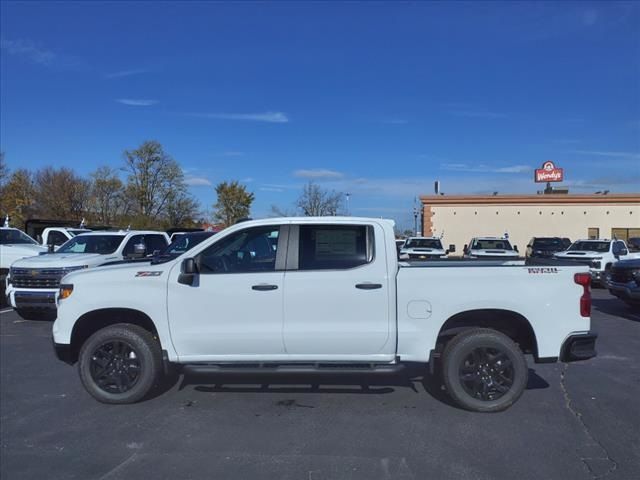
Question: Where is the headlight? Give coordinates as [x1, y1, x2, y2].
[59, 284, 74, 300]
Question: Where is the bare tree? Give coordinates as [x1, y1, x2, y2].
[89, 166, 129, 225]
[296, 182, 343, 216]
[122, 140, 186, 222]
[164, 190, 201, 228]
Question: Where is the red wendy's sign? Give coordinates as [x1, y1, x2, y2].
[535, 161, 564, 183]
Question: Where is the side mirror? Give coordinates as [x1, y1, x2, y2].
[448, 244, 456, 253]
[47, 243, 55, 253]
[620, 248, 628, 256]
[514, 245, 519, 252]
[178, 258, 198, 285]
[463, 244, 468, 255]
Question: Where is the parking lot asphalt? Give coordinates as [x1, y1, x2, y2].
[1, 290, 639, 480]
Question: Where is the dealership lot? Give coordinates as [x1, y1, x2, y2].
[1, 290, 638, 480]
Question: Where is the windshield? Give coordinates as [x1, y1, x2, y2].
[405, 238, 443, 249]
[471, 239, 513, 250]
[57, 235, 125, 254]
[0, 229, 39, 245]
[161, 233, 215, 257]
[569, 241, 610, 252]
[532, 238, 563, 249]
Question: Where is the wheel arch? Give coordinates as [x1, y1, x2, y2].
[68, 308, 159, 364]
[436, 308, 539, 360]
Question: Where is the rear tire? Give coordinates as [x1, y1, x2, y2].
[442, 328, 528, 412]
[78, 323, 162, 404]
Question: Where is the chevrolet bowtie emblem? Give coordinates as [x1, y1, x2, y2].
[31, 270, 39, 276]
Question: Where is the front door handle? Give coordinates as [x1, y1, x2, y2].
[355, 283, 382, 290]
[252, 284, 278, 291]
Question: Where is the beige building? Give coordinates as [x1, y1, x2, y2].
[420, 194, 640, 253]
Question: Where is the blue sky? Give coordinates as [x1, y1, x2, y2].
[1, 1, 639, 229]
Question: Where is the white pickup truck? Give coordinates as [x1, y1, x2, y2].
[554, 239, 637, 284]
[52, 217, 596, 412]
[399, 236, 454, 260]
[6, 230, 169, 320]
[39, 227, 91, 250]
[1, 227, 48, 305]
[463, 237, 520, 259]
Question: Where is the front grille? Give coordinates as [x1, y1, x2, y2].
[10, 268, 67, 289]
[611, 269, 635, 284]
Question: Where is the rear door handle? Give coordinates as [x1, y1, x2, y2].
[252, 284, 278, 291]
[355, 283, 383, 290]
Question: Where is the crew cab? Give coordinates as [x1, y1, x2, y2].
[6, 230, 169, 320]
[607, 259, 640, 308]
[525, 237, 568, 259]
[463, 237, 520, 259]
[40, 227, 91, 250]
[52, 217, 596, 412]
[400, 236, 454, 260]
[554, 239, 635, 284]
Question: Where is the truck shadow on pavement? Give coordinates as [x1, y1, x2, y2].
[592, 297, 640, 322]
[169, 366, 548, 410]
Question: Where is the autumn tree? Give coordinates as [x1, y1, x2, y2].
[0, 169, 36, 227]
[212, 181, 255, 226]
[33, 167, 91, 220]
[164, 190, 201, 228]
[296, 182, 343, 216]
[0, 152, 8, 190]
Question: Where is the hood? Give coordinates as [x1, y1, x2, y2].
[10, 252, 119, 269]
[401, 247, 445, 254]
[612, 258, 640, 269]
[471, 249, 519, 257]
[1, 244, 48, 268]
[554, 250, 601, 259]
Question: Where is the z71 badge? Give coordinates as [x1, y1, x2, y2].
[135, 271, 163, 277]
[527, 267, 559, 274]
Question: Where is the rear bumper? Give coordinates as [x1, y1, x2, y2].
[560, 332, 598, 362]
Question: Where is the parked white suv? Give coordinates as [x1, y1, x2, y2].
[463, 237, 520, 259]
[6, 230, 169, 319]
[554, 239, 635, 284]
[53, 217, 595, 412]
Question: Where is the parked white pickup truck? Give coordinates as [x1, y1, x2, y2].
[52, 217, 596, 412]
[6, 230, 169, 320]
[554, 239, 636, 284]
[464, 237, 520, 259]
[399, 236, 454, 260]
[1, 227, 48, 305]
[40, 227, 91, 250]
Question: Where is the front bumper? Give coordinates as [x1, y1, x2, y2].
[53, 338, 74, 364]
[6, 286, 57, 310]
[608, 281, 640, 301]
[560, 332, 598, 362]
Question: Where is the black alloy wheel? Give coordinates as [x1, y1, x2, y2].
[90, 340, 142, 394]
[458, 347, 514, 401]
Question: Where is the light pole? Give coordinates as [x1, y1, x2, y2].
[413, 206, 418, 236]
[345, 193, 351, 216]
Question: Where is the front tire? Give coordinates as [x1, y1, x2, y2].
[442, 328, 528, 412]
[78, 324, 162, 404]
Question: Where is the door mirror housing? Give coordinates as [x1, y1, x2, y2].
[514, 245, 519, 252]
[178, 258, 198, 285]
[448, 244, 456, 253]
[131, 242, 147, 258]
[463, 244, 468, 255]
[47, 243, 55, 253]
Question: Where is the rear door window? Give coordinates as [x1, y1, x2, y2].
[297, 225, 372, 270]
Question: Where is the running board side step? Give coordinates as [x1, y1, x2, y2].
[182, 363, 405, 375]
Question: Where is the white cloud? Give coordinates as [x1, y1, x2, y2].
[441, 163, 531, 174]
[572, 150, 640, 159]
[116, 99, 159, 106]
[106, 68, 149, 79]
[184, 176, 212, 186]
[293, 169, 344, 180]
[449, 110, 508, 119]
[260, 187, 284, 192]
[1, 38, 56, 66]
[190, 112, 289, 123]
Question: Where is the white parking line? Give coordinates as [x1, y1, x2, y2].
[0, 308, 14, 314]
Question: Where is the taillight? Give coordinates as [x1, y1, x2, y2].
[574, 273, 591, 317]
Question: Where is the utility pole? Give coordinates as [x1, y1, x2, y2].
[345, 193, 351, 216]
[413, 205, 419, 236]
